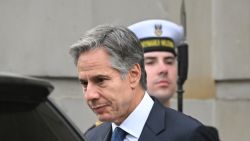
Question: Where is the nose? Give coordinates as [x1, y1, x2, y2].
[158, 61, 169, 76]
[84, 83, 100, 100]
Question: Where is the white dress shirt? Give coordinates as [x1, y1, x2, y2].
[112, 92, 154, 141]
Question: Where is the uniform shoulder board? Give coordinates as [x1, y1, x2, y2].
[84, 120, 103, 135]
[95, 120, 103, 126]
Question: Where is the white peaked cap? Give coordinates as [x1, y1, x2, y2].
[128, 19, 184, 47]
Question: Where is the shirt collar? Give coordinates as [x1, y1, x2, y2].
[112, 92, 154, 139]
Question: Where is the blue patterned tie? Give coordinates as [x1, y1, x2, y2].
[111, 127, 127, 141]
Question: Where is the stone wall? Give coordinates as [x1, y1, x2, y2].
[1, 0, 249, 140]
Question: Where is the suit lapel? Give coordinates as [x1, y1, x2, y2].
[138, 99, 166, 141]
[89, 122, 112, 141]
[101, 123, 112, 141]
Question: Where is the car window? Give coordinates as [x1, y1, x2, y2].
[0, 100, 85, 141]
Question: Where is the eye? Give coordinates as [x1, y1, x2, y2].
[79, 80, 88, 89]
[95, 77, 106, 85]
[97, 78, 104, 84]
[93, 75, 110, 87]
[145, 59, 156, 65]
[165, 58, 176, 65]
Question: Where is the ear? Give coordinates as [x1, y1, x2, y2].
[128, 64, 141, 88]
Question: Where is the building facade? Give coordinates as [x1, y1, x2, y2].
[1, 0, 250, 141]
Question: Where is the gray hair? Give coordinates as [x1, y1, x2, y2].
[69, 24, 147, 90]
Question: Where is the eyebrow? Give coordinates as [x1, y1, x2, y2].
[144, 56, 175, 60]
[79, 74, 111, 82]
[144, 56, 157, 60]
[165, 56, 176, 60]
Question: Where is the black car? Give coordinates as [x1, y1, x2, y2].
[0, 73, 87, 141]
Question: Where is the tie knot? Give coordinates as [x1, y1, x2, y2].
[111, 127, 127, 141]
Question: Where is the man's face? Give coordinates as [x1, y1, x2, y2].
[77, 48, 138, 125]
[144, 51, 177, 104]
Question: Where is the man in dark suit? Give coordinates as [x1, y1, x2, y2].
[84, 97, 209, 141]
[69, 24, 211, 141]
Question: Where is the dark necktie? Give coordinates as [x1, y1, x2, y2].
[111, 127, 127, 141]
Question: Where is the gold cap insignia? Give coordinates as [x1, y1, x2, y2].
[154, 24, 163, 37]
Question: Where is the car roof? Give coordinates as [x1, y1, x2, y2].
[0, 72, 54, 103]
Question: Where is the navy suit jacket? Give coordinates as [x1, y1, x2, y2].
[84, 98, 217, 141]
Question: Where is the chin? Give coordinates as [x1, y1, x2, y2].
[154, 91, 174, 99]
[98, 114, 115, 123]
